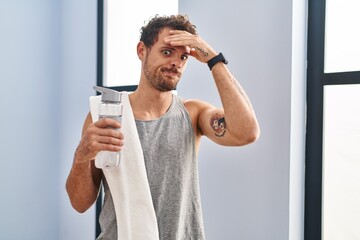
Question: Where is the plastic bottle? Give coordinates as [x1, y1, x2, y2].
[93, 86, 123, 169]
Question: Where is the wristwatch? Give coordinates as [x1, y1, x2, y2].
[207, 52, 228, 71]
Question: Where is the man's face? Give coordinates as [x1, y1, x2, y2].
[142, 28, 191, 92]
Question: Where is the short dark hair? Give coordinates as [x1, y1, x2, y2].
[140, 14, 197, 48]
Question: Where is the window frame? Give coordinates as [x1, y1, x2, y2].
[305, 0, 360, 239]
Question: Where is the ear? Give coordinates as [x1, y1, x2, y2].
[137, 41, 146, 60]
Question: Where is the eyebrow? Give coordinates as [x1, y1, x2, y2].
[160, 45, 190, 55]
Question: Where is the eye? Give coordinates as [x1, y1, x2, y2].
[162, 50, 171, 55]
[181, 55, 189, 61]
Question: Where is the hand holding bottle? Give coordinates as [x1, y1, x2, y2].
[93, 86, 124, 169]
[74, 117, 124, 166]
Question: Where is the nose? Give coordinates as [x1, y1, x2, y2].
[170, 56, 183, 68]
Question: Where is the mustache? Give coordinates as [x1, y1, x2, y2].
[161, 67, 181, 76]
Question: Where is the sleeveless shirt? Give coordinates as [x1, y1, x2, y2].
[96, 94, 205, 240]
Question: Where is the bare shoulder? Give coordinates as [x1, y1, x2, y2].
[182, 99, 218, 136]
[182, 99, 213, 148]
[183, 99, 236, 146]
[183, 99, 213, 123]
[183, 99, 213, 115]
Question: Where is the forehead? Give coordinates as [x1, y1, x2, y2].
[157, 27, 172, 38]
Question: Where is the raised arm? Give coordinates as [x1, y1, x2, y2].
[197, 63, 260, 146]
[165, 30, 260, 146]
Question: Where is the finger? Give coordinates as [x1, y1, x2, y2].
[96, 128, 124, 140]
[165, 34, 194, 42]
[168, 29, 182, 34]
[97, 135, 124, 146]
[164, 37, 183, 45]
[164, 33, 195, 43]
[168, 29, 189, 35]
[96, 142, 122, 152]
[87, 138, 123, 152]
[166, 39, 195, 49]
[95, 118, 121, 129]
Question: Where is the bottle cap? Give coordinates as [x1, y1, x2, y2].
[93, 86, 122, 103]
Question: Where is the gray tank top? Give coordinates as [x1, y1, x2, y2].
[97, 94, 205, 240]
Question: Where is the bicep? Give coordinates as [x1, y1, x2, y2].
[198, 103, 232, 146]
[199, 102, 255, 146]
[187, 99, 241, 146]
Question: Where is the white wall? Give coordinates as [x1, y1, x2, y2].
[0, 0, 306, 239]
[59, 0, 98, 239]
[0, 1, 61, 239]
[0, 0, 97, 239]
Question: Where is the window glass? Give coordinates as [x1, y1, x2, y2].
[324, 0, 360, 73]
[103, 0, 178, 86]
[323, 84, 360, 239]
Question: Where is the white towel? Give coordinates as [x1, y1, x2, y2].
[90, 92, 159, 240]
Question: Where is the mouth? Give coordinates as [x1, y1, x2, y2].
[161, 68, 181, 78]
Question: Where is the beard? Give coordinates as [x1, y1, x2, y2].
[143, 57, 182, 92]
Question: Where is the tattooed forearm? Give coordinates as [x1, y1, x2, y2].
[210, 113, 226, 137]
[196, 47, 209, 58]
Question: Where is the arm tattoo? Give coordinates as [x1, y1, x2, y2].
[196, 47, 209, 58]
[210, 113, 226, 137]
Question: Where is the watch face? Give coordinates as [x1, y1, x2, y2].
[208, 53, 228, 70]
[219, 53, 228, 64]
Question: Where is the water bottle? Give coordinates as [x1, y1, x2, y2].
[93, 86, 123, 169]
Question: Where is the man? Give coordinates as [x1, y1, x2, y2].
[66, 14, 260, 239]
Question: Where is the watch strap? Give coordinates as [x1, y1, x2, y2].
[207, 52, 228, 71]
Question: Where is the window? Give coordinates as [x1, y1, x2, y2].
[305, 1, 360, 239]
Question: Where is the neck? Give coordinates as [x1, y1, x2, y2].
[129, 85, 174, 121]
